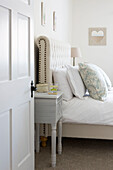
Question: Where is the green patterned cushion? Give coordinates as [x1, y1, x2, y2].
[78, 63, 108, 101]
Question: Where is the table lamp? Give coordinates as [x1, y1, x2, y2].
[71, 47, 82, 66]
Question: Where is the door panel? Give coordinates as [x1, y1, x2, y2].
[0, 6, 10, 81]
[17, 14, 29, 78]
[0, 110, 11, 170]
[12, 102, 31, 169]
[0, 78, 30, 113]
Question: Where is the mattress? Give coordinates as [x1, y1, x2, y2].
[62, 89, 113, 126]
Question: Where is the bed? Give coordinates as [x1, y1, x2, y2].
[36, 36, 113, 140]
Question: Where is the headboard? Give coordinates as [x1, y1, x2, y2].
[36, 36, 72, 85]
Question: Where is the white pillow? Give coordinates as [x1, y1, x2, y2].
[53, 68, 73, 101]
[66, 65, 86, 99]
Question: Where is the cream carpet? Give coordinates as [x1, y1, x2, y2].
[35, 137, 113, 170]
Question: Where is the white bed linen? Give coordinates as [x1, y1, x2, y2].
[62, 89, 113, 125]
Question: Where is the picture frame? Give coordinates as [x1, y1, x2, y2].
[41, 2, 46, 26]
[89, 27, 106, 46]
[53, 11, 56, 31]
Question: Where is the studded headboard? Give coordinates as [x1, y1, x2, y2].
[36, 36, 72, 85]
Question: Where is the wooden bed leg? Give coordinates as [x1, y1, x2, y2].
[36, 123, 40, 152]
[40, 136, 48, 147]
[58, 118, 62, 155]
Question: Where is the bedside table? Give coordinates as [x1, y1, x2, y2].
[35, 91, 63, 167]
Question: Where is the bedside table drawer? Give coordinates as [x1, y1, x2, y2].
[35, 91, 63, 123]
[35, 98, 56, 106]
[35, 104, 56, 116]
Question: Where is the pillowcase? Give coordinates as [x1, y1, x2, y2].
[66, 65, 86, 99]
[53, 68, 73, 101]
[87, 63, 112, 90]
[78, 63, 108, 101]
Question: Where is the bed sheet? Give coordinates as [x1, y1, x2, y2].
[62, 89, 113, 126]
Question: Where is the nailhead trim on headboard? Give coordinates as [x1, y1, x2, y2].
[38, 38, 47, 83]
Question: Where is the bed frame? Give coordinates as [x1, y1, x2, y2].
[36, 36, 113, 140]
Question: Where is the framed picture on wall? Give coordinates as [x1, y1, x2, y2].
[89, 27, 106, 46]
[53, 11, 57, 31]
[41, 2, 46, 26]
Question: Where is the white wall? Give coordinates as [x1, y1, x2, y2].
[72, 0, 113, 83]
[34, 0, 73, 44]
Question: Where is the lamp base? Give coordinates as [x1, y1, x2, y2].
[73, 58, 75, 66]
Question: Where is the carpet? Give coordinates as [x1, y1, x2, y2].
[35, 137, 113, 170]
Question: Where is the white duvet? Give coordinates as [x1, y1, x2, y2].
[62, 89, 113, 126]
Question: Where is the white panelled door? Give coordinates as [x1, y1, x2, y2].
[0, 0, 34, 170]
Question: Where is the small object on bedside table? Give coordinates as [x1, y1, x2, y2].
[50, 85, 58, 91]
[35, 91, 63, 167]
[48, 91, 57, 95]
[36, 83, 49, 93]
[48, 84, 58, 95]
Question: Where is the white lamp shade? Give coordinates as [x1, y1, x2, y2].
[71, 47, 82, 58]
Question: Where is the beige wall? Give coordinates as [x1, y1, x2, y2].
[34, 0, 73, 44]
[72, 0, 113, 83]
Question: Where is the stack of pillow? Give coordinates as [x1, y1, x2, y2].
[53, 63, 112, 101]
